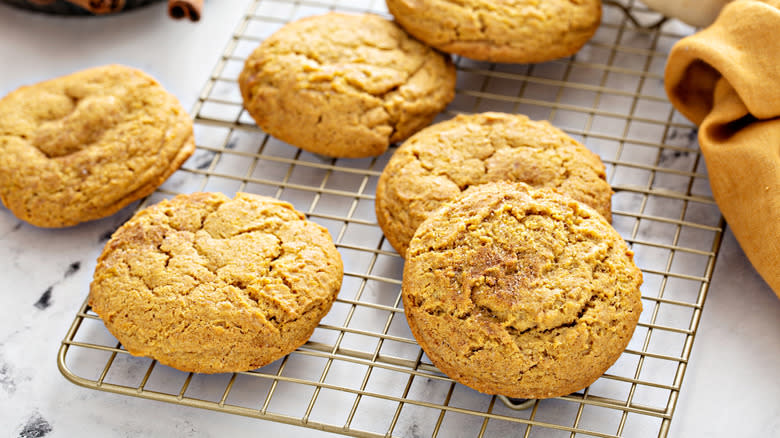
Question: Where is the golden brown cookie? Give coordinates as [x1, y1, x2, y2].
[89, 192, 343, 374]
[0, 64, 194, 228]
[238, 12, 456, 158]
[386, 0, 602, 63]
[402, 182, 642, 399]
[376, 112, 612, 257]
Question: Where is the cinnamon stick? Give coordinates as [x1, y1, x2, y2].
[65, 0, 126, 14]
[168, 0, 203, 21]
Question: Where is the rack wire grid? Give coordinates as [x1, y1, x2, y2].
[58, 1, 725, 437]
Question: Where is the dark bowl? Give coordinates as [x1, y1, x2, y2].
[1, 0, 162, 15]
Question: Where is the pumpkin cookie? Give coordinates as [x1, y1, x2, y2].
[376, 112, 612, 257]
[402, 182, 642, 399]
[238, 12, 456, 158]
[89, 192, 343, 374]
[386, 0, 602, 63]
[0, 64, 194, 228]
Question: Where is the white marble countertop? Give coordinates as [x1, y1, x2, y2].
[0, 1, 777, 437]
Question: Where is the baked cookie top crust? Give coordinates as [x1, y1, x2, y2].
[0, 64, 194, 228]
[402, 181, 642, 399]
[386, 0, 602, 63]
[238, 12, 456, 158]
[89, 192, 343, 373]
[376, 112, 612, 257]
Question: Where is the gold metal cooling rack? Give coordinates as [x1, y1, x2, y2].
[58, 1, 725, 436]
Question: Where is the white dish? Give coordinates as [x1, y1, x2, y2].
[642, 0, 733, 27]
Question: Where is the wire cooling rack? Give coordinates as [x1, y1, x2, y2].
[59, 1, 725, 437]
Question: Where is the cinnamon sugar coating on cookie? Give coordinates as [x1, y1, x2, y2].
[402, 182, 642, 398]
[89, 192, 343, 373]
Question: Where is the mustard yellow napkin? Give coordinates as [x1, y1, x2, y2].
[665, 0, 780, 298]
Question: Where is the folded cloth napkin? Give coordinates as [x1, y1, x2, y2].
[665, 0, 780, 298]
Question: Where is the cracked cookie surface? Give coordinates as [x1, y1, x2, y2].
[238, 12, 456, 158]
[0, 64, 194, 228]
[402, 182, 642, 398]
[386, 0, 602, 63]
[89, 192, 343, 373]
[376, 112, 612, 257]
